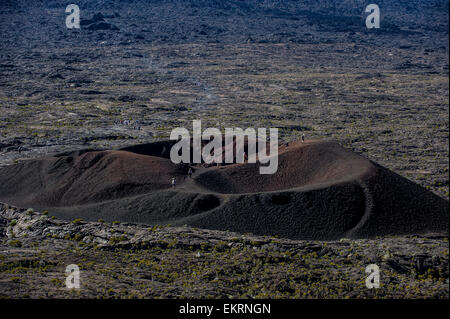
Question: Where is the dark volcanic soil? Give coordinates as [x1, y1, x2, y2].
[0, 0, 448, 299]
[0, 139, 447, 240]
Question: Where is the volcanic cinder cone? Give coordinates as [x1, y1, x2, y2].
[0, 139, 447, 240]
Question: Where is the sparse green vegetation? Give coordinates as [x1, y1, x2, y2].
[8, 240, 22, 247]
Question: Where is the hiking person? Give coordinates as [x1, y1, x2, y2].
[171, 177, 176, 188]
[302, 133, 305, 143]
[188, 167, 193, 178]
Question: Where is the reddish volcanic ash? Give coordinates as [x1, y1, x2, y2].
[0, 139, 447, 240]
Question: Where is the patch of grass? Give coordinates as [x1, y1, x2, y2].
[50, 278, 64, 287]
[109, 235, 128, 244]
[10, 277, 22, 283]
[8, 240, 22, 247]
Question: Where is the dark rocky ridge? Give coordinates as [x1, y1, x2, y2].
[0, 0, 448, 50]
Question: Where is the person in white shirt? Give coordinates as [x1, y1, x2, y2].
[171, 177, 176, 188]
